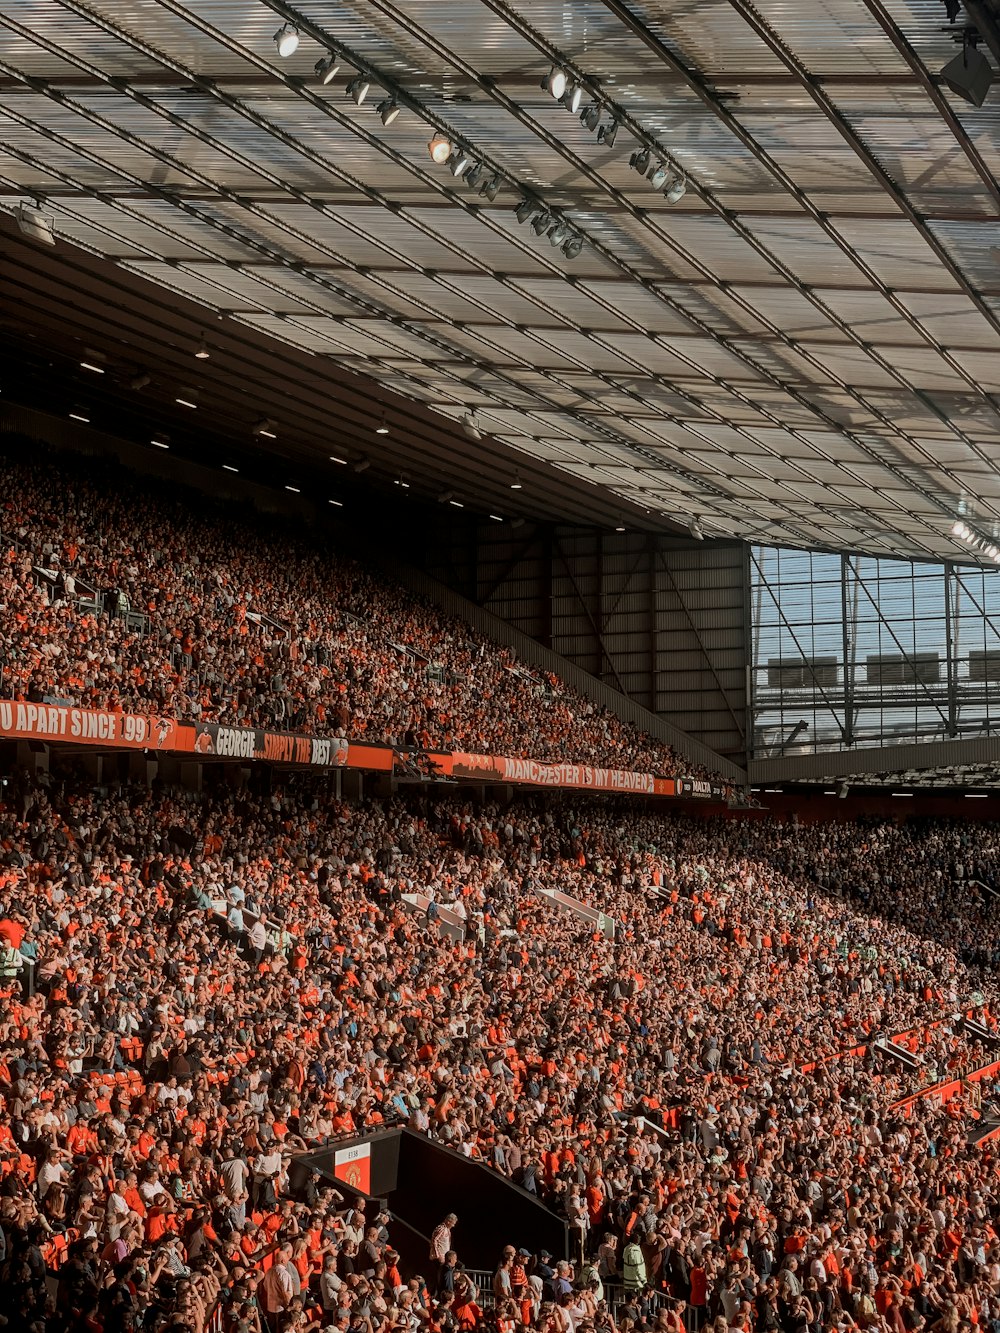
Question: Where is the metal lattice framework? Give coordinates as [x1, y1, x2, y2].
[5, 0, 1000, 555]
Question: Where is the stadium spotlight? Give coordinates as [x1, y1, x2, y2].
[346, 76, 370, 106]
[531, 211, 552, 235]
[274, 24, 299, 58]
[562, 233, 584, 259]
[377, 98, 400, 126]
[941, 33, 994, 107]
[562, 82, 584, 115]
[315, 55, 341, 85]
[375, 413, 389, 435]
[510, 472, 523, 490]
[630, 147, 651, 175]
[462, 410, 481, 441]
[542, 66, 568, 100]
[428, 133, 452, 164]
[580, 103, 602, 132]
[15, 201, 55, 246]
[448, 146, 472, 177]
[464, 161, 484, 189]
[648, 161, 670, 190]
[548, 219, 571, 248]
[194, 337, 210, 360]
[515, 197, 538, 224]
[480, 173, 502, 202]
[597, 118, 619, 148]
[665, 175, 687, 203]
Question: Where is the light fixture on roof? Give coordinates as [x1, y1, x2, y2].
[941, 30, 994, 107]
[194, 337, 210, 360]
[315, 54, 341, 85]
[464, 161, 484, 189]
[346, 75, 371, 106]
[548, 219, 571, 248]
[353, 459, 371, 473]
[377, 98, 400, 126]
[580, 102, 602, 133]
[510, 472, 523, 490]
[664, 175, 687, 204]
[222, 463, 239, 473]
[489, 513, 504, 522]
[615, 520, 626, 532]
[151, 435, 170, 450]
[394, 475, 410, 488]
[175, 391, 197, 409]
[329, 454, 348, 465]
[480, 173, 502, 202]
[439, 490, 455, 503]
[689, 516, 704, 541]
[329, 498, 344, 506]
[597, 118, 619, 148]
[648, 161, 670, 190]
[515, 197, 539, 225]
[449, 499, 464, 508]
[543, 66, 568, 100]
[130, 372, 151, 391]
[80, 360, 105, 374]
[531, 211, 552, 236]
[428, 133, 452, 165]
[15, 201, 55, 246]
[375, 413, 389, 435]
[273, 24, 299, 58]
[561, 82, 584, 115]
[285, 483, 301, 493]
[448, 147, 472, 177]
[562, 233, 584, 259]
[630, 147, 651, 175]
[254, 418, 277, 439]
[462, 410, 481, 441]
[69, 408, 90, 423]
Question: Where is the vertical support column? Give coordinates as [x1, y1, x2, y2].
[840, 554, 854, 749]
[945, 561, 958, 738]
[647, 535, 658, 716]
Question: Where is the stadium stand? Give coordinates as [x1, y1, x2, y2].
[3, 759, 1000, 1333]
[0, 452, 704, 781]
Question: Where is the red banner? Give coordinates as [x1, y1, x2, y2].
[446, 751, 679, 796]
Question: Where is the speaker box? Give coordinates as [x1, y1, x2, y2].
[941, 46, 993, 107]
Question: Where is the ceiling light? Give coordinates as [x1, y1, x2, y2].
[531, 211, 552, 235]
[439, 490, 454, 503]
[462, 410, 481, 441]
[562, 234, 583, 259]
[15, 201, 55, 246]
[254, 418, 277, 439]
[329, 454, 348, 465]
[394, 476, 410, 488]
[510, 473, 523, 490]
[285, 483, 301, 493]
[548, 220, 571, 247]
[891, 792, 913, 797]
[449, 500, 464, 508]
[967, 792, 989, 798]
[664, 175, 687, 204]
[151, 437, 169, 450]
[952, 519, 966, 536]
[69, 410, 90, 423]
[346, 76, 370, 106]
[449, 147, 471, 177]
[353, 459, 371, 473]
[580, 103, 601, 132]
[375, 414, 389, 435]
[480, 173, 502, 202]
[428, 134, 452, 164]
[543, 66, 568, 100]
[464, 161, 484, 189]
[648, 161, 669, 190]
[630, 147, 651, 175]
[615, 522, 626, 532]
[80, 361, 104, 374]
[489, 514, 504, 522]
[130, 372, 151, 391]
[377, 98, 400, 126]
[194, 338, 210, 360]
[515, 198, 538, 224]
[329, 498, 343, 506]
[315, 55, 341, 85]
[597, 119, 619, 148]
[222, 464, 239, 473]
[562, 83, 584, 114]
[175, 395, 197, 409]
[274, 24, 299, 58]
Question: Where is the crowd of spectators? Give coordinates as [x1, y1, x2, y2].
[3, 765, 1000, 1333]
[0, 448, 700, 778]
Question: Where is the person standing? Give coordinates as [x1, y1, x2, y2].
[430, 1213, 457, 1289]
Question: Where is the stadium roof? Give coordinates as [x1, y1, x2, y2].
[5, 0, 1000, 557]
